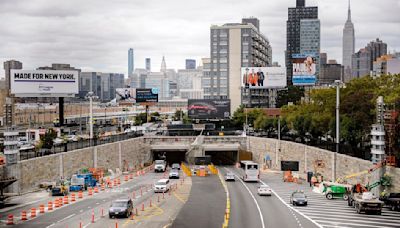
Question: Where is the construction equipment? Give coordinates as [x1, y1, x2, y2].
[323, 184, 350, 200]
[336, 161, 385, 184]
[51, 180, 69, 196]
[69, 173, 97, 192]
[348, 190, 383, 215]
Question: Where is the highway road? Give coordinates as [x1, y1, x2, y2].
[221, 167, 319, 228]
[0, 169, 187, 228]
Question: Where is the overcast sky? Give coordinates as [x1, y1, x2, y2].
[0, 0, 399, 78]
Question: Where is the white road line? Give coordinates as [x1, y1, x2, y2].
[46, 213, 76, 227]
[226, 168, 265, 228]
[259, 179, 323, 228]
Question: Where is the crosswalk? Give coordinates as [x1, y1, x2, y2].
[263, 174, 400, 228]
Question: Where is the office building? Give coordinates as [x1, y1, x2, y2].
[4, 60, 23, 95]
[128, 48, 134, 77]
[320, 53, 327, 65]
[319, 60, 344, 85]
[145, 72, 170, 100]
[373, 54, 400, 77]
[145, 58, 151, 71]
[342, 1, 355, 83]
[130, 68, 148, 88]
[286, 0, 318, 85]
[209, 17, 272, 113]
[352, 39, 387, 80]
[79, 72, 124, 101]
[300, 19, 320, 78]
[79, 72, 102, 99]
[185, 59, 196, 69]
[177, 68, 202, 91]
[37, 63, 80, 71]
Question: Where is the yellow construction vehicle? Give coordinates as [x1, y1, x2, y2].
[336, 161, 385, 184]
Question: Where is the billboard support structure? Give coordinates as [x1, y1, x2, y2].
[59, 97, 64, 127]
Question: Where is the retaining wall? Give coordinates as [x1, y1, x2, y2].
[248, 137, 400, 192]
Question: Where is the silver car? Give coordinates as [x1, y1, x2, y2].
[225, 172, 235, 181]
[169, 169, 180, 179]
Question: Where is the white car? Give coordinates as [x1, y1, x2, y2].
[153, 179, 170, 193]
[258, 184, 272, 196]
[225, 172, 235, 181]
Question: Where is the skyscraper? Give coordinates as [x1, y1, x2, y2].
[300, 19, 320, 79]
[342, 0, 355, 83]
[185, 59, 196, 70]
[4, 60, 23, 96]
[161, 56, 167, 73]
[208, 18, 272, 113]
[352, 38, 387, 79]
[128, 48, 134, 77]
[145, 58, 151, 71]
[286, 0, 318, 85]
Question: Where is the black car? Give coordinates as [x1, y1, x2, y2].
[380, 192, 400, 211]
[290, 191, 308, 206]
[109, 198, 133, 218]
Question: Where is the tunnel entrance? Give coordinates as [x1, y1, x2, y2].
[152, 150, 187, 166]
[204, 151, 237, 165]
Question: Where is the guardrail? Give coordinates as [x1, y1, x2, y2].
[181, 163, 192, 177]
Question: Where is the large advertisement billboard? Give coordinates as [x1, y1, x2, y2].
[116, 88, 136, 103]
[188, 99, 230, 119]
[292, 53, 317, 86]
[10, 70, 79, 97]
[136, 88, 159, 103]
[241, 67, 286, 88]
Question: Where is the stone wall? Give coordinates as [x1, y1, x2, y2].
[14, 137, 149, 193]
[248, 137, 400, 192]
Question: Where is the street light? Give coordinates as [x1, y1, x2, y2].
[85, 92, 98, 139]
[332, 80, 344, 181]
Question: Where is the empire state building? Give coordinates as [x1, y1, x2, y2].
[342, 0, 355, 82]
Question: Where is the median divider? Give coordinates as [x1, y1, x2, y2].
[217, 168, 230, 228]
[181, 163, 192, 176]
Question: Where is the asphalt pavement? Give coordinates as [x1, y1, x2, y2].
[172, 174, 226, 228]
[221, 167, 319, 228]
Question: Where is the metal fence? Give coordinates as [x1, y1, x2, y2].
[19, 132, 143, 161]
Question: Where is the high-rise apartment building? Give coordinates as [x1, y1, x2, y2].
[286, 0, 318, 85]
[300, 19, 320, 79]
[145, 58, 151, 71]
[352, 38, 387, 80]
[185, 59, 196, 70]
[208, 18, 272, 113]
[342, 1, 355, 83]
[128, 48, 134, 76]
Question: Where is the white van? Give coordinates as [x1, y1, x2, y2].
[153, 179, 170, 193]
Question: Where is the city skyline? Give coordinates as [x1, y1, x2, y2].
[0, 0, 399, 78]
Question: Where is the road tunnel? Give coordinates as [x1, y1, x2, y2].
[205, 151, 237, 165]
[152, 150, 187, 166]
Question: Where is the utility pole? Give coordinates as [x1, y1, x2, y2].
[333, 80, 342, 181]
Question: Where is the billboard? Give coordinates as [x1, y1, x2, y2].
[241, 67, 286, 88]
[10, 70, 79, 97]
[188, 99, 230, 119]
[136, 88, 159, 103]
[116, 88, 136, 102]
[281, 161, 299, 171]
[292, 53, 317, 86]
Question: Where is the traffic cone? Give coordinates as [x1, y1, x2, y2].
[71, 193, 76, 202]
[117, 178, 121, 186]
[30, 208, 36, 218]
[91, 209, 95, 223]
[101, 208, 105, 218]
[88, 188, 93, 196]
[21, 211, 27, 221]
[124, 175, 129, 182]
[78, 191, 83, 199]
[55, 198, 60, 208]
[113, 179, 117, 186]
[59, 197, 64, 206]
[39, 204, 45, 213]
[101, 183, 105, 191]
[129, 174, 133, 179]
[94, 186, 99, 193]
[48, 201, 53, 211]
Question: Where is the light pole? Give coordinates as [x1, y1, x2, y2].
[85, 92, 98, 140]
[333, 80, 343, 181]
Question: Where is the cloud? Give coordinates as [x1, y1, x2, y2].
[0, 0, 398, 77]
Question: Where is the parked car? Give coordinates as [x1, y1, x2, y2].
[290, 191, 308, 206]
[171, 163, 180, 170]
[169, 169, 180, 179]
[109, 198, 133, 218]
[153, 179, 170, 193]
[257, 184, 272, 196]
[224, 172, 235, 181]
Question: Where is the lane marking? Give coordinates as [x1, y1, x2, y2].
[259, 179, 322, 228]
[226, 168, 265, 228]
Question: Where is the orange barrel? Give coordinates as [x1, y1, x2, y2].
[58, 197, 63, 206]
[55, 198, 60, 208]
[88, 187, 93, 196]
[30, 208, 36, 218]
[39, 204, 45, 213]
[129, 174, 133, 179]
[48, 201, 53, 211]
[21, 211, 27, 221]
[63, 196, 69, 205]
[101, 183, 105, 191]
[94, 187, 99, 193]
[71, 193, 76, 202]
[78, 191, 83, 199]
[124, 175, 129, 182]
[7, 214, 14, 225]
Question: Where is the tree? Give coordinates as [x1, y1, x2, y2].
[40, 128, 58, 149]
[276, 85, 305, 108]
